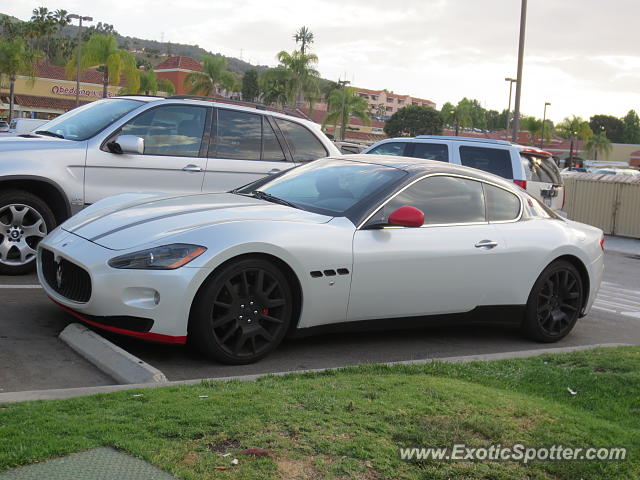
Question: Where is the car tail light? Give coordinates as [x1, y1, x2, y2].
[600, 236, 605, 251]
[513, 179, 527, 190]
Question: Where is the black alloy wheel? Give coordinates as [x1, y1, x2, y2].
[190, 258, 293, 364]
[523, 260, 584, 342]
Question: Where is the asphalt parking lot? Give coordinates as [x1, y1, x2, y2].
[1, 250, 639, 394]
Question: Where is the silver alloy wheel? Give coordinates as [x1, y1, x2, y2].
[0, 203, 47, 266]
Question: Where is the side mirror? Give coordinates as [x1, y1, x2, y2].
[107, 135, 144, 154]
[388, 205, 424, 227]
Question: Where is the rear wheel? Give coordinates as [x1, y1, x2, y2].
[189, 258, 293, 364]
[522, 260, 584, 342]
[0, 190, 56, 275]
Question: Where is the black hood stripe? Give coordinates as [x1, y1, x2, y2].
[89, 202, 263, 242]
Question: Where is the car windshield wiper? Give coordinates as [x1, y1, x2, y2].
[34, 130, 64, 139]
[251, 190, 298, 209]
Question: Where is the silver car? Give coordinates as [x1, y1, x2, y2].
[0, 96, 339, 274]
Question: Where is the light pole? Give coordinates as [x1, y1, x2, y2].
[511, 0, 528, 142]
[338, 79, 350, 141]
[541, 101, 550, 148]
[450, 109, 459, 136]
[68, 14, 93, 107]
[505, 77, 517, 134]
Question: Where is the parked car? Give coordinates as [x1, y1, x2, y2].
[334, 141, 366, 154]
[0, 96, 339, 274]
[7, 118, 49, 135]
[592, 168, 640, 176]
[362, 136, 564, 210]
[38, 155, 604, 364]
[0, 120, 9, 133]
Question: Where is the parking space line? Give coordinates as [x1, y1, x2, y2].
[0, 285, 42, 289]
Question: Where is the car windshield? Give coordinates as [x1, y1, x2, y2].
[36, 98, 143, 141]
[235, 158, 407, 216]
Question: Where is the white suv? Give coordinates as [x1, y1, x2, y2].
[362, 136, 564, 210]
[0, 95, 339, 274]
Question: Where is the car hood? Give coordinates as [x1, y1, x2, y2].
[62, 193, 333, 250]
[0, 135, 77, 153]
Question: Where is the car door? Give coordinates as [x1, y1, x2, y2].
[85, 104, 208, 205]
[202, 109, 295, 192]
[348, 175, 507, 322]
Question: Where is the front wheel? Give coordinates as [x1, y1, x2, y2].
[522, 260, 584, 342]
[189, 258, 293, 364]
[0, 190, 56, 275]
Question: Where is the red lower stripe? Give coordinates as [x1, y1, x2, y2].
[52, 299, 187, 344]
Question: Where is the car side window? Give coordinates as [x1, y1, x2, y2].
[412, 142, 449, 162]
[378, 176, 486, 225]
[483, 183, 521, 222]
[262, 117, 287, 161]
[119, 105, 206, 157]
[274, 118, 327, 162]
[367, 142, 406, 156]
[214, 109, 262, 160]
[459, 146, 513, 179]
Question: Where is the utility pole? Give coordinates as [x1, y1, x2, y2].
[511, 0, 527, 142]
[338, 79, 350, 141]
[505, 77, 517, 134]
[68, 14, 93, 107]
[541, 101, 550, 148]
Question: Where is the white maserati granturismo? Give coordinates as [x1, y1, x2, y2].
[37, 155, 604, 364]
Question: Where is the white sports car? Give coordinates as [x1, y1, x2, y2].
[37, 155, 604, 364]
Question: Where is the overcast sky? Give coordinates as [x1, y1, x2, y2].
[3, 0, 638, 123]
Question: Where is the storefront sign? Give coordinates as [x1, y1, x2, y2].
[51, 85, 115, 98]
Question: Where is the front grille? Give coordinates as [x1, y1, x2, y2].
[41, 248, 92, 303]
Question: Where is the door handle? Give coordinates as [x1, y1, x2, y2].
[268, 168, 281, 175]
[475, 240, 498, 249]
[182, 164, 202, 172]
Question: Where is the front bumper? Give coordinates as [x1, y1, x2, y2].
[37, 228, 211, 341]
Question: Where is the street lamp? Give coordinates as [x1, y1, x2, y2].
[450, 109, 459, 136]
[511, 0, 528, 142]
[505, 77, 517, 134]
[337, 79, 350, 141]
[541, 101, 550, 148]
[68, 14, 93, 107]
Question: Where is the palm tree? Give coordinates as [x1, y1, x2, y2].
[293, 26, 314, 54]
[322, 86, 370, 141]
[183, 55, 235, 96]
[276, 50, 320, 107]
[125, 68, 175, 96]
[585, 132, 612, 160]
[0, 39, 41, 122]
[260, 67, 290, 108]
[65, 34, 139, 98]
[557, 115, 593, 166]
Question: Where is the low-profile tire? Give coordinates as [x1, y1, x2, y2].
[522, 260, 584, 342]
[189, 257, 294, 364]
[0, 190, 56, 275]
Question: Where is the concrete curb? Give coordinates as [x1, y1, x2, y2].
[0, 343, 630, 404]
[59, 323, 168, 385]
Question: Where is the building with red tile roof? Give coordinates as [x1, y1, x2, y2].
[155, 56, 202, 95]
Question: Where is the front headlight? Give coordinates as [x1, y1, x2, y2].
[108, 244, 207, 270]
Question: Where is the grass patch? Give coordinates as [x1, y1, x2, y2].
[1, 347, 639, 479]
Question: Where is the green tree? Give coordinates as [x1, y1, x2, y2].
[440, 102, 456, 127]
[322, 86, 370, 141]
[0, 39, 41, 122]
[556, 116, 592, 141]
[259, 67, 290, 108]
[293, 26, 314, 54]
[383, 105, 443, 137]
[241, 69, 260, 102]
[129, 69, 175, 96]
[585, 132, 612, 160]
[276, 49, 320, 107]
[622, 110, 640, 144]
[183, 55, 234, 96]
[66, 33, 139, 98]
[589, 114, 624, 143]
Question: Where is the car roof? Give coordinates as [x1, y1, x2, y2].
[111, 95, 322, 130]
[330, 154, 520, 190]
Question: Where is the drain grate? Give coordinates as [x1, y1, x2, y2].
[0, 447, 180, 480]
